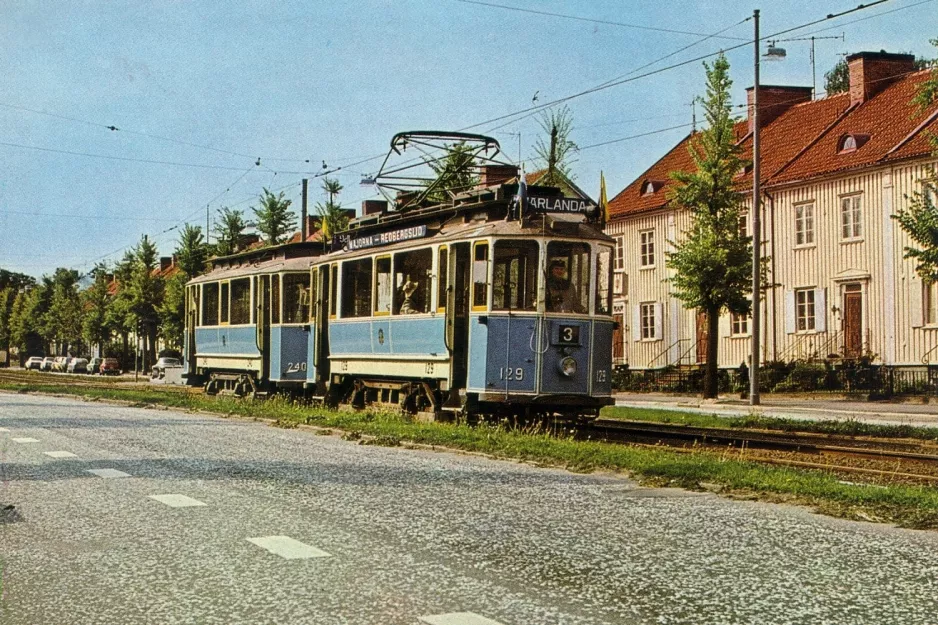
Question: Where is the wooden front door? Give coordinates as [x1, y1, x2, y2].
[612, 313, 625, 366]
[843, 285, 862, 358]
[696, 310, 708, 364]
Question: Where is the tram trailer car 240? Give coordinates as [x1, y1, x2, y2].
[184, 144, 615, 422]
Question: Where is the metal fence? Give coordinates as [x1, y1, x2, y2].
[614, 364, 938, 397]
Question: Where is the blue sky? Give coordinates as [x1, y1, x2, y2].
[1, 0, 935, 278]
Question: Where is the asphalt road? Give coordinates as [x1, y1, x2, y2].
[1, 393, 937, 625]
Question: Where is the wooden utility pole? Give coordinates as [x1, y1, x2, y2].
[301, 178, 309, 241]
[751, 9, 762, 406]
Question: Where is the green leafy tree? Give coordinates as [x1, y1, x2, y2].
[128, 236, 162, 370]
[106, 250, 137, 366]
[423, 143, 479, 204]
[534, 105, 578, 186]
[46, 268, 83, 355]
[158, 225, 206, 348]
[8, 289, 30, 352]
[82, 264, 112, 355]
[252, 188, 296, 246]
[0, 269, 35, 292]
[158, 272, 186, 349]
[176, 224, 209, 277]
[666, 55, 755, 398]
[213, 207, 248, 256]
[824, 58, 850, 95]
[895, 39, 938, 282]
[314, 177, 351, 246]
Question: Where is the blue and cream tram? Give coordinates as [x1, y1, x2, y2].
[184, 132, 615, 420]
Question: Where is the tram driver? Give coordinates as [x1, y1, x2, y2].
[547, 260, 583, 313]
[399, 277, 420, 314]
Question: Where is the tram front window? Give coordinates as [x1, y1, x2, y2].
[493, 240, 538, 311]
[546, 242, 589, 314]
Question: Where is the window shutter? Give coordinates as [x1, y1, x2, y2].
[784, 290, 796, 334]
[654, 303, 664, 341]
[632, 305, 641, 341]
[814, 288, 827, 332]
[911, 278, 924, 328]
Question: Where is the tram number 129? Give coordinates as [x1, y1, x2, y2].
[499, 367, 524, 381]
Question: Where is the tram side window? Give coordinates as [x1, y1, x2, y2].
[271, 275, 280, 324]
[202, 283, 219, 326]
[374, 257, 392, 315]
[596, 246, 613, 316]
[437, 247, 448, 311]
[493, 240, 538, 311]
[342, 258, 373, 318]
[546, 242, 590, 314]
[472, 243, 489, 309]
[283, 273, 311, 323]
[394, 248, 432, 314]
[220, 282, 230, 323]
[230, 278, 251, 324]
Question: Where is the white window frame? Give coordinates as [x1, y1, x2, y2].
[840, 194, 862, 241]
[796, 288, 816, 332]
[794, 202, 815, 247]
[738, 212, 749, 238]
[640, 302, 657, 340]
[639, 229, 655, 268]
[926, 281, 938, 327]
[614, 236, 625, 271]
[730, 312, 750, 336]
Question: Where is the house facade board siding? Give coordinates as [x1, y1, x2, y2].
[890, 159, 938, 365]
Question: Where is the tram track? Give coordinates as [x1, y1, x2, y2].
[585, 418, 938, 484]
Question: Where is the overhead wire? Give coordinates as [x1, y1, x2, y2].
[454, 0, 749, 40]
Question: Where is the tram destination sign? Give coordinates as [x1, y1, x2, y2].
[526, 194, 595, 215]
[345, 224, 428, 251]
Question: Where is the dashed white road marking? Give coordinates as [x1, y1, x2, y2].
[44, 451, 78, 458]
[149, 494, 207, 508]
[246, 536, 331, 560]
[418, 613, 508, 625]
[11, 437, 39, 443]
[86, 468, 131, 478]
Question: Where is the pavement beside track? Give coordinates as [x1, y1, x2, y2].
[614, 392, 938, 428]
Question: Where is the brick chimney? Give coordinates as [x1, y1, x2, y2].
[746, 85, 813, 133]
[159, 256, 172, 272]
[362, 199, 388, 216]
[481, 164, 519, 187]
[304, 215, 318, 239]
[847, 51, 915, 106]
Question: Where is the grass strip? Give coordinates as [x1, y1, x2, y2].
[4, 382, 938, 530]
[601, 406, 938, 441]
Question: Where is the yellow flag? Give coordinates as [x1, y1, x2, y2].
[599, 171, 609, 223]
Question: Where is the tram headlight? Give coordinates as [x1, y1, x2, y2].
[559, 356, 578, 377]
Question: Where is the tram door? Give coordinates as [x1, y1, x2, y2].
[185, 286, 199, 377]
[446, 243, 471, 390]
[314, 265, 331, 386]
[255, 275, 271, 382]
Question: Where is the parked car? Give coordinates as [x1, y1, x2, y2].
[67, 358, 89, 374]
[25, 356, 43, 370]
[88, 357, 103, 375]
[40, 357, 55, 371]
[52, 356, 69, 372]
[100, 358, 121, 375]
[151, 357, 182, 379]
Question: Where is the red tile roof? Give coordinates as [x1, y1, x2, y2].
[608, 68, 938, 220]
